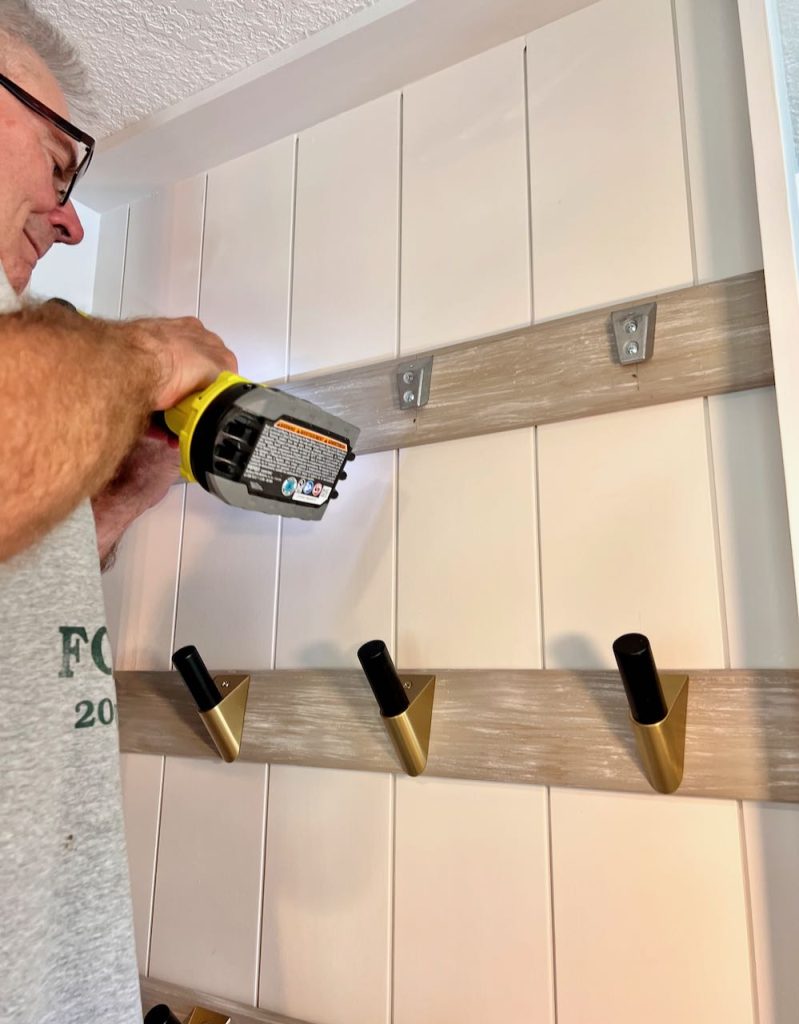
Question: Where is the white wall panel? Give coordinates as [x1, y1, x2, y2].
[675, 0, 763, 282]
[276, 451, 395, 669]
[743, 802, 799, 1024]
[105, 177, 205, 670]
[290, 95, 400, 376]
[398, 429, 540, 669]
[709, 388, 799, 668]
[401, 39, 530, 353]
[551, 788, 754, 1023]
[120, 753, 163, 973]
[201, 138, 294, 383]
[528, 0, 692, 320]
[539, 400, 724, 669]
[121, 175, 205, 319]
[174, 485, 279, 670]
[149, 758, 268, 1004]
[103, 16, 789, 1024]
[92, 204, 129, 319]
[394, 777, 553, 1024]
[102, 484, 185, 671]
[259, 766, 392, 1024]
[29, 200, 100, 312]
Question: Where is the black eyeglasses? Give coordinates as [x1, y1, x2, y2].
[0, 72, 95, 206]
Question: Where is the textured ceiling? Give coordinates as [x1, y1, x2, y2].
[30, 0, 377, 138]
[778, 0, 799, 164]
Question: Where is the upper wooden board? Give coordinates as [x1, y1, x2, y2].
[280, 272, 772, 455]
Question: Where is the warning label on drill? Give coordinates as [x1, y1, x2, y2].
[242, 418, 349, 506]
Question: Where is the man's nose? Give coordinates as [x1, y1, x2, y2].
[49, 201, 84, 246]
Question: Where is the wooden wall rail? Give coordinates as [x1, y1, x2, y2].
[117, 666, 799, 803]
[279, 271, 772, 454]
[141, 977, 310, 1023]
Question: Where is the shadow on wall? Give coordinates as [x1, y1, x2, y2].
[549, 631, 639, 762]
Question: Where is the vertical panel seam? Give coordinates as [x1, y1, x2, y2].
[254, 766, 271, 1007]
[396, 91, 404, 359]
[271, 137, 296, 667]
[671, 0, 700, 285]
[736, 801, 762, 1024]
[116, 205, 131, 320]
[546, 787, 559, 1024]
[117, 204, 132, 318]
[534, 427, 547, 670]
[197, 172, 210, 321]
[286, 134, 299, 379]
[110, 204, 132, 671]
[170, 174, 208, 656]
[523, 41, 535, 325]
[393, 91, 404, 660]
[392, 450, 400, 658]
[271, 519, 284, 671]
[169, 484, 188, 658]
[196, 173, 209, 317]
[144, 755, 167, 978]
[704, 397, 732, 669]
[388, 773, 397, 1024]
[286, 134, 300, 382]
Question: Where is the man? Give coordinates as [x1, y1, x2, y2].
[0, 3, 237, 1021]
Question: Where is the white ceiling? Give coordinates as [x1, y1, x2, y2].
[68, 0, 597, 210]
[31, 0, 377, 138]
[777, 0, 799, 163]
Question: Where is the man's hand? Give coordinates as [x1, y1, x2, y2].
[132, 316, 238, 411]
[91, 430, 182, 571]
[0, 303, 237, 562]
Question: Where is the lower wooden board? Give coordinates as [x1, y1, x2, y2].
[141, 977, 310, 1024]
[117, 667, 799, 802]
[278, 271, 773, 454]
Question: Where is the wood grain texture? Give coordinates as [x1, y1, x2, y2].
[117, 666, 799, 802]
[278, 272, 772, 455]
[140, 977, 312, 1024]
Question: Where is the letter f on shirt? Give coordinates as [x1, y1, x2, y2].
[59, 626, 89, 678]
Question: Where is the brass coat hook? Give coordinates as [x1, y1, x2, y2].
[357, 640, 435, 776]
[172, 645, 250, 763]
[613, 633, 689, 794]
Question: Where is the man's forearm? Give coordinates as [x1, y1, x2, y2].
[0, 303, 159, 560]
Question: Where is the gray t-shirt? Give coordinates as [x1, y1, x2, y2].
[0, 268, 141, 1022]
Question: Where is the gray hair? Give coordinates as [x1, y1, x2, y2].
[0, 0, 91, 117]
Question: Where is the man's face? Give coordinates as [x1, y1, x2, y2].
[0, 51, 84, 293]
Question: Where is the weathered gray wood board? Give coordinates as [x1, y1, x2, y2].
[141, 977, 309, 1024]
[278, 272, 772, 454]
[117, 666, 799, 802]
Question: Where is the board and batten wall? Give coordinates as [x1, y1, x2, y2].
[58, 1, 799, 1021]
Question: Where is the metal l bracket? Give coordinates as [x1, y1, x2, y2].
[397, 356, 433, 410]
[611, 302, 657, 365]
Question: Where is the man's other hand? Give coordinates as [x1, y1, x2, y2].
[91, 434, 182, 571]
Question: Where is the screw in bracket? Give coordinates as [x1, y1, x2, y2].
[396, 354, 434, 409]
[611, 302, 656, 366]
